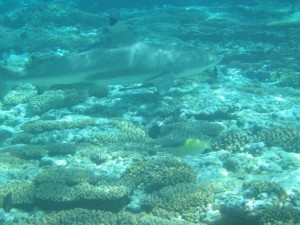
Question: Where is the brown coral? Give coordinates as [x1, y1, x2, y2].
[212, 131, 252, 152]
[256, 126, 300, 152]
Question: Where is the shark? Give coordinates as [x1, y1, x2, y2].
[0, 26, 221, 97]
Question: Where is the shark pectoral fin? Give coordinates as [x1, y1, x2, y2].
[147, 73, 175, 95]
[119, 73, 174, 94]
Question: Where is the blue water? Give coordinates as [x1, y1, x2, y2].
[0, 1, 300, 224]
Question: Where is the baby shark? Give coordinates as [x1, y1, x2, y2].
[0, 24, 221, 97]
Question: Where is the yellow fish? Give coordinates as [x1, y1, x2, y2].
[162, 137, 211, 156]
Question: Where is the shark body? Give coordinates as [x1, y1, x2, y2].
[0, 42, 220, 96]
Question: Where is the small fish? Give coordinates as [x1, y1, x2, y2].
[161, 137, 211, 156]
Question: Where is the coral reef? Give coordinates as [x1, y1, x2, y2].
[243, 181, 285, 199]
[89, 151, 110, 165]
[27, 89, 87, 115]
[10, 133, 33, 145]
[34, 167, 99, 185]
[143, 182, 218, 223]
[259, 205, 300, 225]
[17, 118, 146, 145]
[277, 69, 300, 87]
[0, 181, 35, 208]
[3, 84, 38, 106]
[34, 167, 129, 211]
[0, 2, 106, 53]
[3, 208, 199, 225]
[91, 119, 147, 145]
[256, 126, 300, 152]
[21, 117, 95, 134]
[0, 1, 300, 225]
[46, 143, 77, 156]
[8, 145, 47, 160]
[35, 182, 129, 211]
[7, 143, 77, 160]
[123, 157, 196, 191]
[27, 90, 66, 115]
[212, 131, 252, 152]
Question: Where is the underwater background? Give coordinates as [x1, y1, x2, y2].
[0, 0, 300, 224]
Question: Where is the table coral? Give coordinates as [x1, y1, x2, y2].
[123, 157, 196, 191]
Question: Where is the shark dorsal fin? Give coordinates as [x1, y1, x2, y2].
[109, 21, 138, 47]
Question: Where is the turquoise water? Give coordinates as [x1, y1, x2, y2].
[0, 1, 300, 224]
